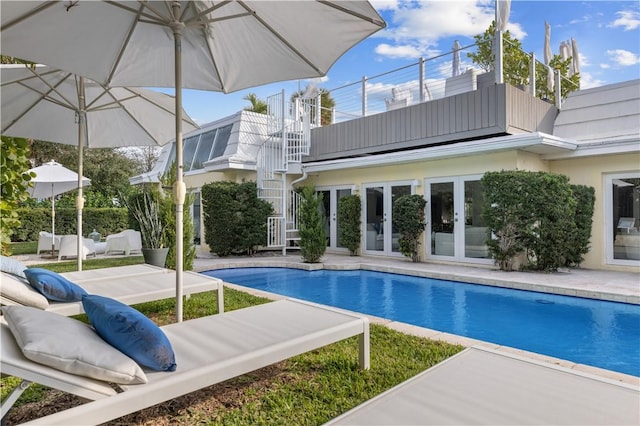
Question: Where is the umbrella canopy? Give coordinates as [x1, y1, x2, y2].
[452, 40, 462, 77]
[571, 38, 580, 76]
[1, 64, 199, 270]
[27, 160, 91, 255]
[1, 0, 386, 322]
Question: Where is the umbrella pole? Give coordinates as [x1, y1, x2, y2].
[172, 2, 185, 323]
[76, 78, 86, 271]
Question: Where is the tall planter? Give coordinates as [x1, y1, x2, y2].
[142, 247, 169, 268]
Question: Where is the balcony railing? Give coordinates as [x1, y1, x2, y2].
[321, 36, 579, 126]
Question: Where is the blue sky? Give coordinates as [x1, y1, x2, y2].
[174, 1, 640, 126]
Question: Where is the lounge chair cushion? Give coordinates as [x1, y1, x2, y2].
[0, 271, 50, 310]
[2, 305, 147, 385]
[0, 255, 28, 279]
[83, 295, 177, 372]
[24, 268, 88, 302]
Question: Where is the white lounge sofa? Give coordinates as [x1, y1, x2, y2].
[105, 229, 142, 256]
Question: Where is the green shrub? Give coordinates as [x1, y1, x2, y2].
[202, 181, 273, 256]
[482, 170, 589, 272]
[12, 207, 128, 242]
[566, 184, 595, 267]
[298, 186, 326, 263]
[337, 194, 361, 255]
[393, 194, 427, 262]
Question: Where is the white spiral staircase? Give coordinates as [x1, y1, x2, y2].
[257, 90, 318, 251]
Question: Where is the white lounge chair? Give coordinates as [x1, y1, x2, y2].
[105, 229, 142, 255]
[57, 235, 97, 261]
[326, 346, 640, 425]
[1, 299, 370, 425]
[1, 264, 224, 317]
[36, 231, 61, 255]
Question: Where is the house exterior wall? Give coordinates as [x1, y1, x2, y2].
[549, 153, 640, 272]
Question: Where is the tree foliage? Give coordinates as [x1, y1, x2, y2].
[0, 137, 34, 254]
[337, 194, 361, 256]
[392, 194, 427, 262]
[243, 93, 268, 114]
[468, 22, 580, 103]
[298, 186, 326, 263]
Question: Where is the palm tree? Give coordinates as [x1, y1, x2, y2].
[243, 93, 268, 114]
[290, 85, 336, 126]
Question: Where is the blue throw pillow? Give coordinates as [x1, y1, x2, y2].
[23, 268, 88, 302]
[82, 294, 177, 372]
[0, 255, 28, 279]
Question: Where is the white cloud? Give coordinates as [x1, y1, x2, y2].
[373, 1, 527, 61]
[599, 63, 610, 69]
[375, 43, 423, 59]
[609, 10, 640, 31]
[607, 49, 640, 66]
[579, 72, 606, 90]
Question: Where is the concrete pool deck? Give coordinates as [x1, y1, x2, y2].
[194, 252, 640, 386]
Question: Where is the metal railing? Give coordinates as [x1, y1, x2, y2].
[322, 36, 580, 125]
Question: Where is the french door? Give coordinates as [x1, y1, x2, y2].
[425, 175, 491, 263]
[317, 186, 353, 251]
[363, 181, 413, 256]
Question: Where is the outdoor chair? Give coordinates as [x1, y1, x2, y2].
[57, 235, 97, 261]
[36, 231, 61, 255]
[105, 229, 142, 256]
[1, 299, 370, 425]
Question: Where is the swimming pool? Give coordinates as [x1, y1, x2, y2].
[204, 267, 640, 377]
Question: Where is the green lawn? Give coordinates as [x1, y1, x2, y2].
[2, 257, 463, 425]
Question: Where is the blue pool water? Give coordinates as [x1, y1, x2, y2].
[204, 267, 640, 376]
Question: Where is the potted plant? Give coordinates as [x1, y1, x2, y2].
[126, 190, 168, 267]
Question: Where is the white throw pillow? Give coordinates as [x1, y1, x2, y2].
[2, 305, 147, 385]
[1, 272, 49, 309]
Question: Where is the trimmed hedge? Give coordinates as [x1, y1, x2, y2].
[12, 207, 128, 242]
[481, 170, 593, 272]
[299, 186, 326, 263]
[337, 194, 361, 255]
[393, 194, 427, 262]
[202, 181, 273, 256]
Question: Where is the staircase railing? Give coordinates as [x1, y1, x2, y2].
[257, 90, 315, 249]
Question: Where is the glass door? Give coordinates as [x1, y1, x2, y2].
[317, 186, 353, 251]
[426, 175, 491, 263]
[364, 182, 412, 255]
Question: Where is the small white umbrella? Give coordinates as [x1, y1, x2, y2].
[1, 64, 198, 270]
[27, 160, 91, 256]
[452, 40, 462, 77]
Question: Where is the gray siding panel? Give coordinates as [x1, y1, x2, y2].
[306, 84, 558, 162]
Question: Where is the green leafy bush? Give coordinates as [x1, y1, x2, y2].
[393, 194, 427, 262]
[482, 170, 590, 272]
[337, 194, 361, 255]
[298, 186, 326, 263]
[202, 181, 273, 256]
[566, 184, 595, 267]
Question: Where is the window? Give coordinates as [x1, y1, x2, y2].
[605, 173, 640, 264]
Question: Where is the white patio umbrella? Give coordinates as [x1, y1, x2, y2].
[27, 160, 91, 256]
[544, 21, 554, 93]
[1, 64, 198, 270]
[0, 0, 386, 322]
[571, 37, 580, 76]
[452, 40, 462, 77]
